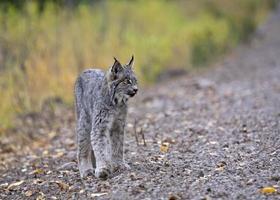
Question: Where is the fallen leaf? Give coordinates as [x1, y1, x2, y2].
[160, 142, 170, 153]
[217, 161, 227, 167]
[33, 179, 45, 185]
[54, 181, 69, 190]
[42, 150, 49, 156]
[64, 138, 75, 147]
[36, 192, 46, 200]
[0, 183, 8, 188]
[209, 141, 218, 145]
[270, 176, 280, 182]
[90, 193, 108, 197]
[162, 137, 176, 144]
[53, 151, 64, 158]
[30, 168, 45, 175]
[149, 155, 165, 163]
[58, 162, 76, 170]
[25, 190, 33, 197]
[215, 166, 224, 171]
[129, 173, 137, 181]
[21, 168, 27, 172]
[48, 131, 57, 139]
[7, 180, 24, 190]
[246, 179, 255, 185]
[168, 193, 181, 200]
[260, 186, 277, 194]
[164, 160, 170, 167]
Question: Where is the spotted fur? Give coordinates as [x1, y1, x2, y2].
[75, 56, 137, 179]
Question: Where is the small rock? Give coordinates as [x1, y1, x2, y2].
[270, 176, 280, 182]
[246, 179, 255, 185]
[90, 193, 108, 197]
[58, 162, 76, 171]
[66, 151, 76, 160]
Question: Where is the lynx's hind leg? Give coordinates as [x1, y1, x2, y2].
[77, 110, 95, 178]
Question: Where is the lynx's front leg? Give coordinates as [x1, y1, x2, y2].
[110, 121, 130, 172]
[91, 124, 111, 179]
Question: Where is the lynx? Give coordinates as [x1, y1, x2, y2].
[75, 56, 137, 179]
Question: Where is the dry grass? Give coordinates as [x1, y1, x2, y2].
[0, 0, 275, 129]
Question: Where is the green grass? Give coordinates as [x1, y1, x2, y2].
[0, 0, 275, 130]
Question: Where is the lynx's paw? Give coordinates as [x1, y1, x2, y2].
[123, 162, 131, 170]
[112, 161, 131, 173]
[80, 168, 94, 179]
[78, 160, 94, 178]
[95, 167, 110, 179]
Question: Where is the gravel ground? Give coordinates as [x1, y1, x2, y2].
[1, 6, 280, 200]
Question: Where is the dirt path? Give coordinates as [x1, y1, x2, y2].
[1, 6, 280, 200]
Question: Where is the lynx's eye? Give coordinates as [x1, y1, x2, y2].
[124, 79, 132, 84]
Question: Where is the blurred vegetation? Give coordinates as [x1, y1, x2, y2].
[0, 0, 276, 129]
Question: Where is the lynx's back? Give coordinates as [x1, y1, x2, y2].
[74, 69, 105, 118]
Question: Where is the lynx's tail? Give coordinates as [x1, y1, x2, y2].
[74, 76, 84, 120]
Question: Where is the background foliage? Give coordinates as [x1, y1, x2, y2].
[0, 0, 276, 129]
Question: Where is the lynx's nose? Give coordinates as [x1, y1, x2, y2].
[132, 86, 138, 95]
[128, 86, 138, 97]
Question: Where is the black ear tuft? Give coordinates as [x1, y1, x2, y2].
[114, 57, 119, 64]
[112, 57, 123, 74]
[128, 55, 134, 67]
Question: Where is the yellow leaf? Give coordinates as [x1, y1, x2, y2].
[25, 190, 33, 197]
[53, 151, 64, 158]
[7, 180, 24, 190]
[54, 181, 69, 191]
[42, 150, 49, 156]
[260, 186, 277, 194]
[48, 131, 57, 139]
[30, 168, 45, 175]
[160, 142, 170, 153]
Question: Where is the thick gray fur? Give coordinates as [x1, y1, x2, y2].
[75, 56, 137, 179]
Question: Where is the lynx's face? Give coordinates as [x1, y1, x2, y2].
[117, 67, 138, 97]
[107, 56, 138, 104]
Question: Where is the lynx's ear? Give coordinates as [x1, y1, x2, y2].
[127, 55, 134, 68]
[111, 57, 123, 74]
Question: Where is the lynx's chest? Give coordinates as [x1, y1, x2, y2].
[107, 106, 127, 131]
